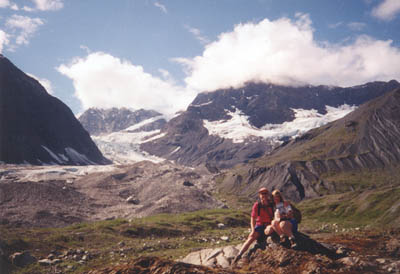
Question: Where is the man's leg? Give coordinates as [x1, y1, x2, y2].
[234, 231, 259, 263]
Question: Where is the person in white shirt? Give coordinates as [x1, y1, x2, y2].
[270, 189, 298, 248]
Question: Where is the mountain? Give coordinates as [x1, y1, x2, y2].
[79, 107, 167, 164]
[141, 81, 400, 169]
[78, 107, 166, 136]
[0, 55, 110, 165]
[217, 87, 400, 202]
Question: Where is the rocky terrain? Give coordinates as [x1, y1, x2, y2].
[86, 229, 400, 273]
[217, 87, 400, 203]
[0, 161, 223, 227]
[141, 80, 400, 168]
[0, 55, 110, 165]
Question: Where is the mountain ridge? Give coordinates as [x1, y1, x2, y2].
[216, 87, 400, 202]
[141, 80, 400, 168]
[79, 107, 166, 136]
[0, 55, 110, 165]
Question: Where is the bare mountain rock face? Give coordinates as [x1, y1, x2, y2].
[141, 81, 400, 169]
[0, 55, 110, 165]
[79, 107, 166, 136]
[218, 88, 400, 202]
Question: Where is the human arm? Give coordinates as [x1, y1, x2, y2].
[250, 216, 256, 232]
[283, 201, 294, 219]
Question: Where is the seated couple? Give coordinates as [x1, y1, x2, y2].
[234, 187, 298, 263]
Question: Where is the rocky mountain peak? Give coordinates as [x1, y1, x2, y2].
[79, 107, 165, 136]
[141, 80, 400, 168]
[0, 55, 110, 165]
[217, 87, 400, 203]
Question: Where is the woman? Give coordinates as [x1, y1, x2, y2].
[270, 189, 298, 248]
[233, 187, 274, 263]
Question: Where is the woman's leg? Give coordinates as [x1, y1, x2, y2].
[272, 220, 284, 236]
[279, 221, 294, 238]
[264, 224, 274, 236]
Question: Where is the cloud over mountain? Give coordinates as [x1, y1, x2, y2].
[175, 13, 400, 92]
[57, 52, 196, 117]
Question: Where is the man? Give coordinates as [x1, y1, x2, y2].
[233, 187, 274, 263]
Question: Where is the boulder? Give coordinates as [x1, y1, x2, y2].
[180, 244, 241, 268]
[10, 251, 36, 267]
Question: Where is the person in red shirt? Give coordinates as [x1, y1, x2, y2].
[233, 187, 274, 263]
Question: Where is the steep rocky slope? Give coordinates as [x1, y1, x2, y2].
[0, 55, 110, 165]
[141, 81, 400, 168]
[217, 88, 400, 202]
[79, 108, 166, 136]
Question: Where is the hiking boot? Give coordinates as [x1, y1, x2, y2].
[279, 235, 287, 244]
[289, 237, 297, 249]
[232, 254, 242, 264]
[255, 240, 267, 250]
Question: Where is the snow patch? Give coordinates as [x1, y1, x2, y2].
[124, 116, 165, 132]
[203, 105, 356, 143]
[0, 164, 120, 183]
[92, 130, 165, 164]
[169, 146, 181, 155]
[41, 145, 63, 164]
[190, 100, 213, 107]
[65, 147, 96, 165]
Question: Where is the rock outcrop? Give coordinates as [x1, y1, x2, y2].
[83, 229, 400, 273]
[0, 55, 110, 165]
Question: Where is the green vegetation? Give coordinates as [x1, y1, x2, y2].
[320, 166, 400, 193]
[1, 209, 250, 274]
[299, 186, 400, 230]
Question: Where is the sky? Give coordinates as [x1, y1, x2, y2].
[1, 0, 400, 117]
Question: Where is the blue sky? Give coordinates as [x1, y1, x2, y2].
[1, 0, 400, 116]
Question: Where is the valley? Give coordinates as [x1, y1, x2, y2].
[1, 55, 400, 273]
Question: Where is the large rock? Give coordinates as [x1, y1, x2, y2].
[180, 244, 241, 268]
[10, 251, 36, 267]
[0, 54, 110, 165]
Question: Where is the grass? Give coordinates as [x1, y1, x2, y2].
[3, 185, 400, 273]
[319, 166, 400, 193]
[299, 186, 400, 230]
[0, 209, 250, 274]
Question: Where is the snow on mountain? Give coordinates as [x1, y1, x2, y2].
[92, 117, 166, 164]
[203, 104, 357, 144]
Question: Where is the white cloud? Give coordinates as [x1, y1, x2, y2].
[184, 25, 210, 44]
[5, 15, 44, 45]
[0, 0, 9, 8]
[57, 52, 196, 117]
[154, 1, 167, 13]
[372, 0, 400, 21]
[27, 73, 54, 94]
[0, 0, 17, 9]
[347, 22, 366, 31]
[32, 0, 63, 11]
[175, 14, 400, 92]
[0, 30, 10, 53]
[328, 22, 343, 29]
